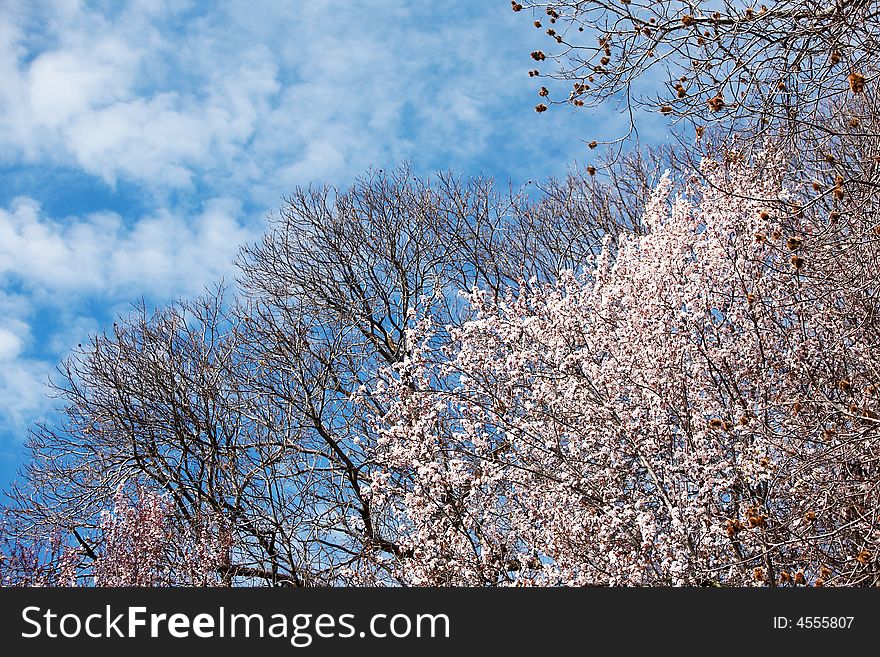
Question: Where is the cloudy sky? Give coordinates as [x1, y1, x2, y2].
[0, 1, 667, 489]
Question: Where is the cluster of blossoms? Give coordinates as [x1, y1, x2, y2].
[364, 155, 880, 586]
[2, 487, 231, 587]
[0, 525, 77, 587]
[93, 486, 231, 586]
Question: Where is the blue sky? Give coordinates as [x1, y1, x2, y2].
[0, 1, 667, 491]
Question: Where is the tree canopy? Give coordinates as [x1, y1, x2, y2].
[2, 1, 880, 587]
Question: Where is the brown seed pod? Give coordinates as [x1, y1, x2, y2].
[746, 507, 767, 528]
[848, 72, 866, 93]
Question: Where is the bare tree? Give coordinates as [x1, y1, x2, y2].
[3, 164, 646, 585]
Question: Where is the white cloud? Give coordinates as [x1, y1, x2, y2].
[0, 2, 274, 189]
[0, 196, 254, 298]
[0, 292, 46, 434]
[27, 39, 137, 128]
[0, 327, 23, 361]
[0, 355, 51, 431]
